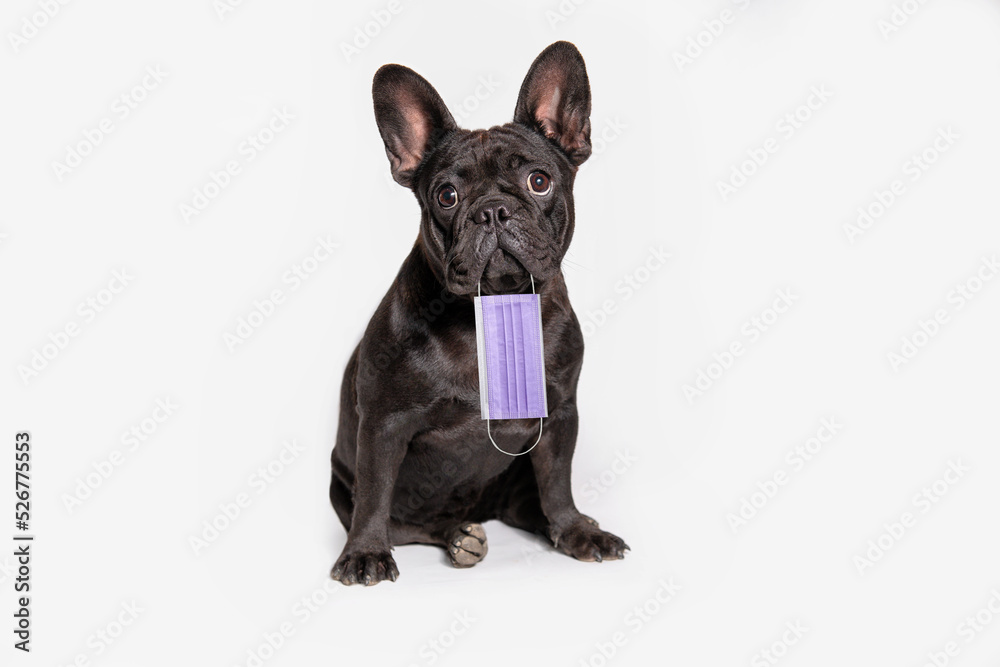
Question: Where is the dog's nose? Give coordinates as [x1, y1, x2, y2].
[474, 203, 511, 225]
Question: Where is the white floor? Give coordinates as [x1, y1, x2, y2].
[3, 1, 1000, 665]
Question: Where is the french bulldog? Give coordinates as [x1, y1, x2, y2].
[330, 41, 627, 586]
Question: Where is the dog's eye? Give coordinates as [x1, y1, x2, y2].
[437, 185, 458, 209]
[527, 171, 551, 195]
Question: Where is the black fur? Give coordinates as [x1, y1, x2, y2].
[330, 42, 627, 586]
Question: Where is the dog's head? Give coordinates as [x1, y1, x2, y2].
[372, 41, 591, 296]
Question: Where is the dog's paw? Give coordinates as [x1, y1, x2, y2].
[447, 523, 488, 568]
[330, 549, 398, 586]
[553, 518, 629, 562]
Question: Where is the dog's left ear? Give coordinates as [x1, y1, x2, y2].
[513, 41, 592, 167]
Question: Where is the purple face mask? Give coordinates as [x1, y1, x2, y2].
[474, 288, 549, 423]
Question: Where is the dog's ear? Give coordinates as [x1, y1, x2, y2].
[373, 64, 457, 187]
[513, 41, 592, 167]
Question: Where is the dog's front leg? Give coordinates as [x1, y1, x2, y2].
[530, 402, 629, 562]
[331, 415, 409, 585]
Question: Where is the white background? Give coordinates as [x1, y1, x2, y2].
[2, 0, 1000, 665]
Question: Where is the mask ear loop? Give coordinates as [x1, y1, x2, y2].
[488, 418, 543, 457]
[479, 276, 544, 457]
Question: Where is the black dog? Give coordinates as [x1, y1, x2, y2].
[330, 41, 627, 585]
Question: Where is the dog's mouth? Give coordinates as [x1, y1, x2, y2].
[444, 224, 561, 296]
[480, 249, 529, 294]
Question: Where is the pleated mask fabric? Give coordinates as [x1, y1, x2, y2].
[473, 293, 548, 420]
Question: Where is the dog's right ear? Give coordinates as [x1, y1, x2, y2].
[373, 65, 457, 188]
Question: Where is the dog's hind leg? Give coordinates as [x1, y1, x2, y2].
[389, 521, 488, 568]
[442, 523, 488, 568]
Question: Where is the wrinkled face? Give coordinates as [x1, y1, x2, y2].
[372, 41, 593, 296]
[415, 125, 576, 295]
